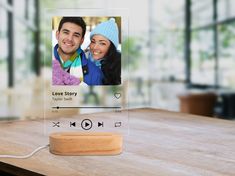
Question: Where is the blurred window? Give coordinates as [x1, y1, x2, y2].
[155, 0, 185, 82]
[217, 0, 235, 21]
[0, 0, 37, 87]
[0, 0, 8, 89]
[218, 22, 235, 87]
[191, 29, 215, 85]
[190, 0, 235, 89]
[191, 0, 213, 28]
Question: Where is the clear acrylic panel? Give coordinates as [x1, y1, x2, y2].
[42, 9, 129, 135]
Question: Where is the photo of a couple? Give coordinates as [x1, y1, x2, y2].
[52, 17, 121, 86]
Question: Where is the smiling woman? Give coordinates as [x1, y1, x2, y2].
[87, 18, 121, 85]
[90, 35, 111, 60]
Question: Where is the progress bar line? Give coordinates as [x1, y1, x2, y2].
[52, 106, 121, 109]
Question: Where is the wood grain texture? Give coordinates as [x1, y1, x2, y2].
[49, 132, 122, 155]
[0, 108, 235, 176]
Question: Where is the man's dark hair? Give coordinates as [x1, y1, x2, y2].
[58, 17, 86, 38]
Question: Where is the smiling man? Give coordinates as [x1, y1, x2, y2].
[53, 17, 103, 85]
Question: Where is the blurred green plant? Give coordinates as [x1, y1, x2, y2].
[191, 29, 214, 69]
[219, 23, 235, 57]
[122, 37, 142, 70]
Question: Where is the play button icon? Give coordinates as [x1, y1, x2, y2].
[81, 119, 92, 130]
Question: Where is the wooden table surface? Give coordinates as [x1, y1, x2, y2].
[0, 108, 235, 176]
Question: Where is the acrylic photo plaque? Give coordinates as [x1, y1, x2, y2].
[43, 9, 129, 135]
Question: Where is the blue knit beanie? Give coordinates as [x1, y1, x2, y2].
[90, 18, 119, 48]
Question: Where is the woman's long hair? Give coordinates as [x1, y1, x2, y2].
[101, 42, 121, 85]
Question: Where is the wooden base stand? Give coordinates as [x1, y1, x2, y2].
[49, 132, 123, 156]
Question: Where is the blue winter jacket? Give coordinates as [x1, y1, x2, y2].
[54, 44, 103, 85]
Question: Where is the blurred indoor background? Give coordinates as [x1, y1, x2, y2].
[0, 0, 235, 120]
